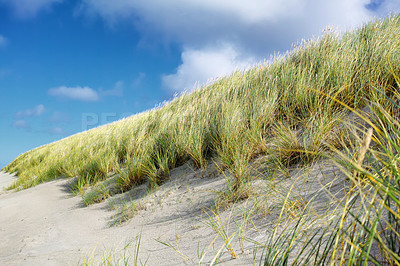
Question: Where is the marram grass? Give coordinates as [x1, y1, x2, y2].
[3, 14, 400, 265]
[6, 15, 400, 192]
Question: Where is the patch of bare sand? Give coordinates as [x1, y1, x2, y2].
[0, 171, 17, 193]
[0, 159, 348, 265]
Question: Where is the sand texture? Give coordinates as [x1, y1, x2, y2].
[0, 160, 347, 265]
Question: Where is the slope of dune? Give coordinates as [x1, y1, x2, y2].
[1, 159, 350, 265]
[2, 15, 400, 265]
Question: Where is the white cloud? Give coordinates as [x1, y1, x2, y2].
[16, 104, 45, 118]
[48, 86, 100, 102]
[79, 0, 400, 92]
[0, 0, 62, 19]
[163, 44, 256, 91]
[79, 0, 302, 26]
[79, 0, 374, 49]
[100, 81, 124, 97]
[0, 35, 7, 47]
[12, 120, 29, 129]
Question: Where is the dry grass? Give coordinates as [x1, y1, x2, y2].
[3, 14, 400, 265]
[6, 15, 400, 193]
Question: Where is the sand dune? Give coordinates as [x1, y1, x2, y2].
[0, 160, 347, 265]
[0, 165, 265, 265]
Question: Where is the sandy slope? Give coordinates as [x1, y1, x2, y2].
[0, 166, 263, 265]
[0, 160, 347, 265]
[0, 171, 17, 192]
[0, 172, 110, 265]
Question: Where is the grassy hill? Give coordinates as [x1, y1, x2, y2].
[3, 15, 400, 264]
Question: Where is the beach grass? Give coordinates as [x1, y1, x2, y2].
[5, 15, 400, 193]
[3, 14, 400, 264]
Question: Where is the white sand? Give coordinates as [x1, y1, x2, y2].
[0, 165, 261, 265]
[0, 171, 17, 192]
[0, 161, 347, 265]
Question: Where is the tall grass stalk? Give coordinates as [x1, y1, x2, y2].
[5, 15, 400, 193]
[327, 87, 400, 264]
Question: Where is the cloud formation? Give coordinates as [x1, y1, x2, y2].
[163, 44, 256, 91]
[48, 86, 100, 102]
[15, 104, 45, 118]
[79, 0, 399, 91]
[0, 0, 62, 19]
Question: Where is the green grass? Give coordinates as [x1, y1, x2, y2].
[6, 15, 400, 193]
[325, 88, 400, 264]
[3, 14, 400, 265]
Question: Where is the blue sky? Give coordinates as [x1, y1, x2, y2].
[0, 0, 399, 168]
